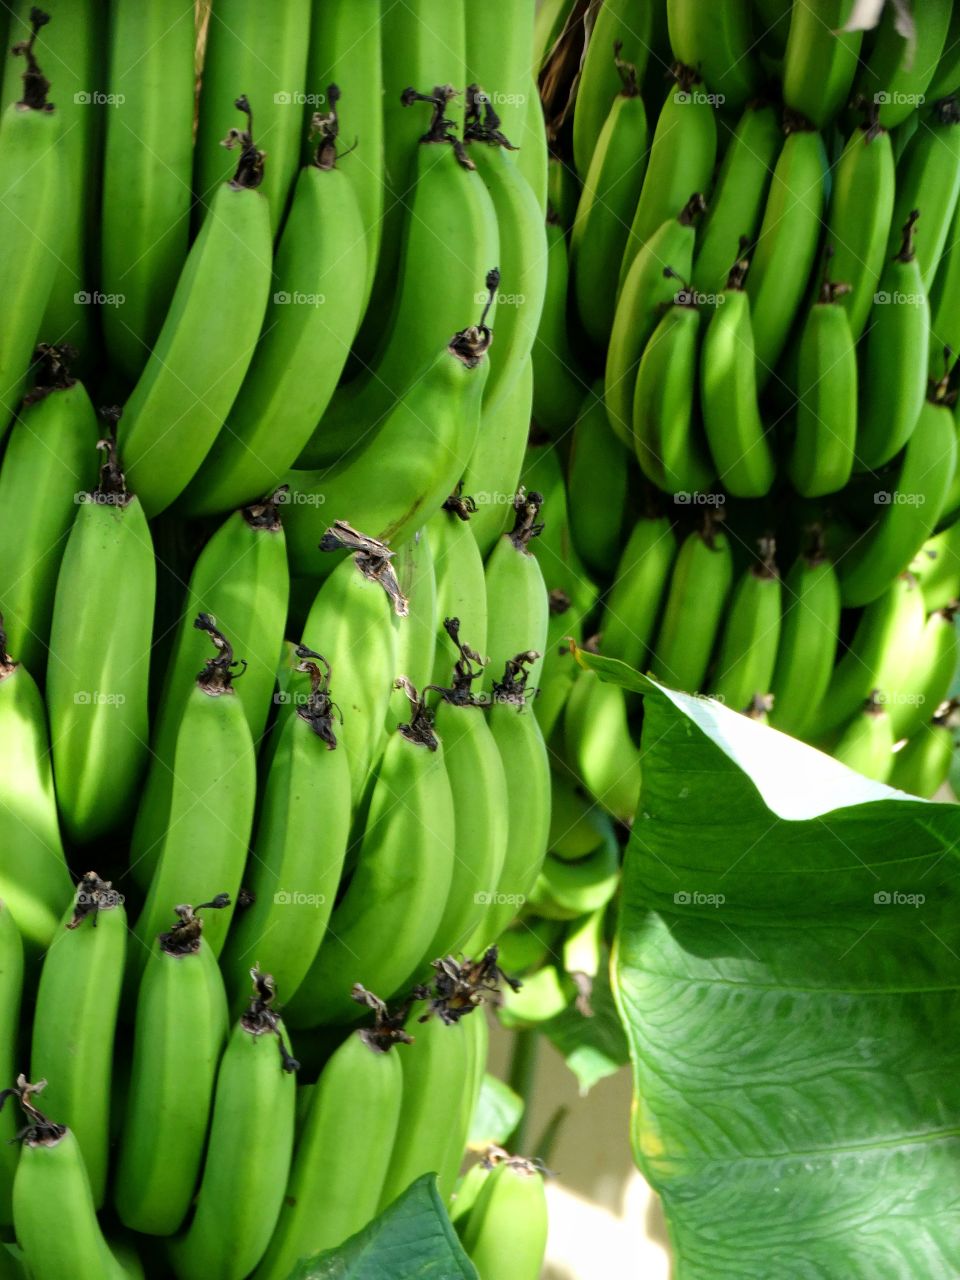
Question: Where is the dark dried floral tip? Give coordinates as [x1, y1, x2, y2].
[194, 613, 247, 692]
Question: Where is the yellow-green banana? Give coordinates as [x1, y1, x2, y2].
[855, 0, 952, 129]
[0, 903, 23, 1227]
[651, 517, 734, 692]
[768, 537, 841, 739]
[601, 514, 678, 670]
[887, 97, 960, 291]
[891, 604, 959, 741]
[832, 693, 896, 783]
[666, 0, 761, 109]
[566, 385, 632, 575]
[563, 668, 641, 821]
[461, 1156, 548, 1280]
[429, 508, 489, 683]
[782, 0, 861, 127]
[709, 539, 782, 713]
[529, 834, 620, 921]
[573, 0, 653, 178]
[484, 491, 550, 697]
[912, 523, 960, 611]
[890, 704, 958, 797]
[462, 354, 534, 558]
[532, 217, 588, 437]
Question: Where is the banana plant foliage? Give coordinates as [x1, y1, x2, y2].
[579, 649, 960, 1277]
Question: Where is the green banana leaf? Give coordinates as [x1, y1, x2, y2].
[469, 1074, 525, 1149]
[284, 1175, 477, 1280]
[579, 650, 960, 1277]
[541, 953, 629, 1095]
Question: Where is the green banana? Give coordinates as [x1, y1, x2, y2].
[533, 0, 571, 74]
[484, 492, 550, 697]
[115, 901, 230, 1237]
[926, 4, 960, 101]
[8, 1082, 126, 1280]
[855, 0, 952, 129]
[221, 652, 352, 1012]
[385, 531, 437, 728]
[0, 10, 62, 435]
[768, 537, 842, 739]
[600, 514, 678, 670]
[928, 191, 960, 378]
[547, 154, 579, 232]
[30, 874, 126, 1208]
[912, 523, 960, 611]
[890, 604, 959, 741]
[515, 70, 548, 213]
[567, 385, 632, 576]
[633, 287, 715, 495]
[666, 0, 761, 109]
[605, 195, 703, 447]
[167, 972, 298, 1280]
[782, 0, 861, 127]
[495, 917, 565, 975]
[532, 217, 589, 437]
[0, 903, 23, 1227]
[691, 102, 782, 300]
[619, 64, 717, 288]
[306, 0, 383, 309]
[285, 686, 456, 1027]
[429, 508, 489, 684]
[563, 669, 641, 821]
[856, 212, 930, 470]
[651, 517, 734, 693]
[700, 254, 776, 498]
[130, 496, 289, 890]
[0, 346, 98, 676]
[461, 1156, 549, 1280]
[465, 0, 536, 166]
[180, 100, 368, 516]
[840, 387, 958, 607]
[832, 693, 896, 783]
[100, 0, 196, 381]
[746, 124, 828, 387]
[789, 265, 858, 498]
[889, 704, 959, 797]
[709, 539, 782, 713]
[887, 98, 960, 291]
[193, 0, 310, 233]
[824, 113, 896, 342]
[118, 97, 273, 517]
[0, 618, 70, 954]
[573, 0, 653, 178]
[130, 617, 257, 970]
[254, 1026, 405, 1278]
[46, 426, 155, 843]
[570, 45, 648, 346]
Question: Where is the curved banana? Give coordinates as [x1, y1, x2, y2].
[856, 212, 930, 470]
[130, 495, 289, 890]
[167, 972, 298, 1280]
[700, 254, 776, 498]
[570, 45, 648, 346]
[130, 617, 257, 971]
[890, 704, 959, 797]
[0, 10, 62, 436]
[567, 385, 632, 576]
[532, 217, 588, 437]
[768, 536, 841, 739]
[180, 100, 368, 517]
[484, 491, 550, 697]
[887, 97, 960, 291]
[464, 0, 536, 164]
[746, 124, 828, 388]
[855, 0, 952, 129]
[832, 693, 896, 783]
[529, 835, 620, 921]
[0, 346, 98, 675]
[666, 0, 760, 110]
[573, 0, 653, 178]
[788, 265, 857, 498]
[619, 64, 717, 288]
[0, 618, 70, 954]
[461, 1156, 549, 1280]
[46, 426, 155, 843]
[692, 102, 782, 300]
[0, 904, 23, 1227]
[928, 191, 960, 378]
[601, 515, 678, 670]
[563, 669, 641, 821]
[115, 901, 229, 1236]
[926, 5, 960, 101]
[892, 604, 959, 741]
[709, 539, 782, 714]
[912, 523, 960, 611]
[782, 0, 861, 127]
[194, 0, 310, 233]
[385, 530, 437, 729]
[429, 508, 489, 683]
[30, 874, 126, 1208]
[651, 517, 734, 693]
[101, 0, 196, 381]
[118, 97, 273, 516]
[463, 354, 534, 558]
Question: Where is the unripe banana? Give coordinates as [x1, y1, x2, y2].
[856, 212, 930, 470]
[666, 0, 761, 109]
[567, 385, 632, 577]
[194, 0, 310, 233]
[463, 354, 534, 558]
[532, 217, 589, 437]
[691, 102, 782, 300]
[926, 6, 960, 101]
[484, 492, 550, 697]
[130, 496, 289, 890]
[180, 102, 368, 517]
[563, 669, 641, 822]
[547, 154, 579, 232]
[465, 0, 535, 164]
[605, 196, 702, 447]
[101, 0, 196, 381]
[651, 517, 734, 693]
[167, 972, 298, 1280]
[633, 290, 715, 495]
[855, 0, 952, 129]
[0, 619, 70, 954]
[573, 0, 653, 177]
[30, 874, 126, 1208]
[832, 693, 896, 783]
[385, 530, 437, 729]
[0, 904, 23, 1227]
[429, 508, 489, 684]
[782, 0, 861, 127]
[570, 46, 649, 346]
[912, 523, 960, 611]
[746, 124, 828, 387]
[254, 1027, 405, 1278]
[768, 537, 842, 739]
[789, 267, 858, 498]
[46, 426, 155, 843]
[700, 255, 776, 498]
[601, 515, 678, 670]
[0, 11, 62, 435]
[887, 98, 960, 291]
[114, 901, 229, 1236]
[461, 1156, 549, 1280]
[840, 389, 957, 607]
[285, 688, 456, 1027]
[8, 1082, 126, 1280]
[891, 605, 959, 742]
[709, 539, 782, 714]
[890, 704, 959, 797]
[221, 652, 352, 1013]
[619, 64, 717, 288]
[515, 76, 548, 213]
[130, 618, 257, 972]
[0, 347, 98, 676]
[118, 97, 273, 516]
[929, 191, 960, 378]
[496, 917, 565, 975]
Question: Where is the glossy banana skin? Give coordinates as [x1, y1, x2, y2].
[789, 291, 857, 498]
[769, 553, 841, 740]
[893, 607, 959, 741]
[856, 0, 952, 130]
[566, 386, 632, 576]
[710, 561, 782, 715]
[651, 526, 734, 693]
[0, 905, 23, 1227]
[573, 0, 653, 178]
[888, 102, 960, 292]
[484, 530, 550, 698]
[782, 0, 861, 128]
[429, 511, 489, 681]
[666, 0, 760, 110]
[532, 219, 588, 437]
[563, 670, 641, 822]
[461, 1160, 549, 1280]
[832, 701, 896, 784]
[890, 720, 956, 797]
[601, 516, 678, 670]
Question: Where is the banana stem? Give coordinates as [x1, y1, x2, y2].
[506, 1028, 540, 1152]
